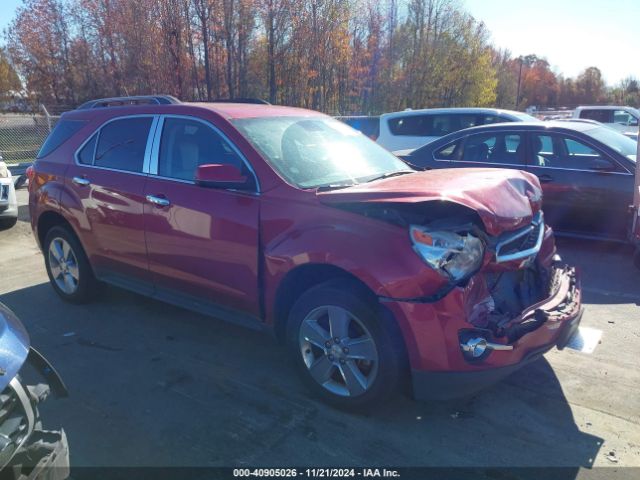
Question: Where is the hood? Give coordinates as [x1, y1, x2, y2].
[0, 303, 30, 392]
[317, 168, 542, 236]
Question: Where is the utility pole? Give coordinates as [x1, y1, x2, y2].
[515, 56, 523, 110]
[633, 127, 640, 267]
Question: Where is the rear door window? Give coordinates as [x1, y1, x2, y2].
[579, 109, 612, 123]
[388, 114, 474, 137]
[388, 115, 433, 136]
[94, 117, 153, 172]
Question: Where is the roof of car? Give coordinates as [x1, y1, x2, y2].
[575, 105, 635, 110]
[380, 107, 530, 118]
[183, 102, 325, 119]
[62, 101, 325, 121]
[450, 120, 601, 133]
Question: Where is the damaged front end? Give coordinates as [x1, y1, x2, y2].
[0, 303, 69, 480]
[318, 168, 583, 398]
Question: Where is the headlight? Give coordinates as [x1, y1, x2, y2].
[0, 162, 8, 179]
[409, 226, 484, 282]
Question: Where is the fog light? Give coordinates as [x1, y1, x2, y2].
[460, 336, 514, 360]
[461, 337, 488, 358]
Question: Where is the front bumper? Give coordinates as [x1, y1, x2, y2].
[412, 307, 583, 400]
[0, 177, 18, 219]
[7, 429, 70, 480]
[383, 264, 583, 400]
[0, 349, 69, 479]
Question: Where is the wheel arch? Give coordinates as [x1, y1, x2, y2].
[272, 264, 410, 375]
[36, 210, 76, 250]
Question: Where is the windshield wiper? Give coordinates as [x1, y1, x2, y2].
[364, 170, 414, 183]
[315, 183, 357, 191]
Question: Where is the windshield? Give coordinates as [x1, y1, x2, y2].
[232, 116, 412, 188]
[584, 126, 637, 162]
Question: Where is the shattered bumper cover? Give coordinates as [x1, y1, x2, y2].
[6, 429, 70, 480]
[385, 264, 583, 400]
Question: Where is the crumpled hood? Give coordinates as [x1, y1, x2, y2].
[317, 168, 542, 236]
[0, 303, 30, 392]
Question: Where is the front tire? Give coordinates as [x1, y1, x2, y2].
[286, 279, 403, 409]
[44, 226, 96, 303]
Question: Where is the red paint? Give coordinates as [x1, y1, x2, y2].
[30, 102, 582, 392]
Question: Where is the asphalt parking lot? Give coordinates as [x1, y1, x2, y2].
[1, 188, 639, 470]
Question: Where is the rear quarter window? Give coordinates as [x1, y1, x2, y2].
[37, 119, 87, 158]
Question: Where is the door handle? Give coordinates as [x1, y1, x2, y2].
[146, 195, 171, 207]
[538, 174, 553, 184]
[72, 176, 90, 186]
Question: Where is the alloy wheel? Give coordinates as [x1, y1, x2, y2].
[48, 237, 80, 295]
[298, 305, 379, 397]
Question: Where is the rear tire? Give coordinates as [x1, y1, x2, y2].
[44, 226, 97, 304]
[286, 279, 403, 410]
[0, 217, 17, 230]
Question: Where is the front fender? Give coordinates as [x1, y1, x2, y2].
[262, 210, 448, 312]
[0, 303, 30, 393]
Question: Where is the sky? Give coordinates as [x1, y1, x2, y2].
[465, 0, 640, 85]
[0, 0, 638, 85]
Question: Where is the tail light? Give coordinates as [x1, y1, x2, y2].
[26, 166, 35, 191]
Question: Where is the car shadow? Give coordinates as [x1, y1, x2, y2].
[17, 203, 29, 223]
[0, 282, 603, 471]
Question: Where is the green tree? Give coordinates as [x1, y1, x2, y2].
[0, 48, 21, 98]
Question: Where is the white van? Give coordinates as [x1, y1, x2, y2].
[573, 106, 639, 138]
[377, 108, 538, 151]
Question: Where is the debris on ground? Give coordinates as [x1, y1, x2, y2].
[450, 411, 474, 419]
[606, 451, 619, 463]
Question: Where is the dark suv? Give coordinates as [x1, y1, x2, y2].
[29, 96, 583, 408]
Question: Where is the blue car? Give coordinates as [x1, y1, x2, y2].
[0, 302, 69, 477]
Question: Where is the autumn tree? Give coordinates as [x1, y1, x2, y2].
[575, 66, 606, 104]
[2, 0, 623, 113]
[0, 49, 21, 98]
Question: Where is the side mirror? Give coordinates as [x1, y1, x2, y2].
[589, 158, 615, 172]
[195, 164, 251, 190]
[629, 118, 639, 127]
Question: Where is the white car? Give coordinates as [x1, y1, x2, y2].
[0, 159, 18, 230]
[377, 107, 539, 151]
[573, 106, 639, 138]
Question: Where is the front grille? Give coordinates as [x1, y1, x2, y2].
[0, 380, 34, 467]
[495, 212, 545, 263]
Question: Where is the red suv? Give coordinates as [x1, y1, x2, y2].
[29, 96, 583, 408]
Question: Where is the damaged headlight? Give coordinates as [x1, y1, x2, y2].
[409, 226, 484, 282]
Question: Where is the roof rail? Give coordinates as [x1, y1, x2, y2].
[77, 95, 181, 110]
[210, 98, 271, 105]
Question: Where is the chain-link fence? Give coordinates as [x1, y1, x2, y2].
[0, 110, 60, 165]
